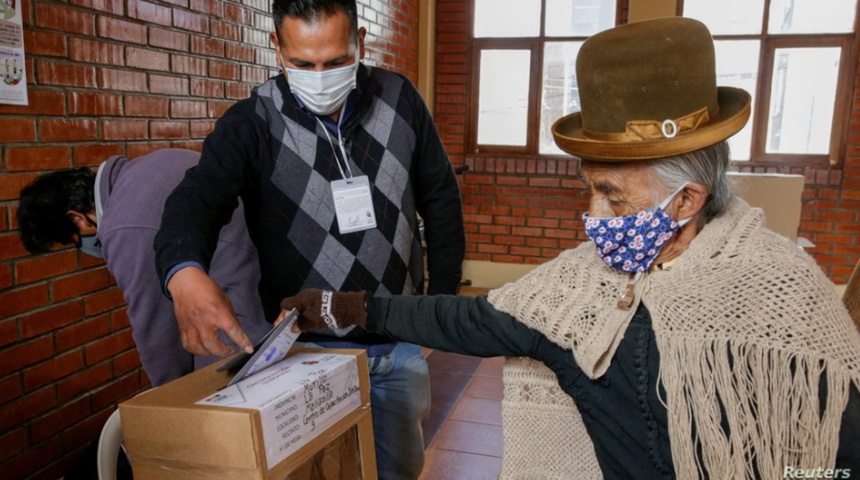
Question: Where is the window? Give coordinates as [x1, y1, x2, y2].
[470, 0, 619, 155]
[683, 0, 858, 165]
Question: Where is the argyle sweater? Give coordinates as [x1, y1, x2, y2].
[155, 65, 465, 342]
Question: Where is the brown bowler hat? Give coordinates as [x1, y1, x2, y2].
[552, 17, 751, 162]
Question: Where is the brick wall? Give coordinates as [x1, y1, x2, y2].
[0, 1, 419, 478]
[435, 0, 860, 283]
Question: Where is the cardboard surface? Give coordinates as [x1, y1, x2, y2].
[728, 172, 805, 242]
[120, 348, 376, 480]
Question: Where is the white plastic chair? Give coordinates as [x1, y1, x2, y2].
[97, 409, 124, 480]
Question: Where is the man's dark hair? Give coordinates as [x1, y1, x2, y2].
[271, 0, 358, 41]
[17, 168, 96, 253]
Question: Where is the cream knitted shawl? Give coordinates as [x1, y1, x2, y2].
[488, 198, 860, 480]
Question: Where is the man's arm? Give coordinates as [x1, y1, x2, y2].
[410, 88, 465, 295]
[154, 107, 263, 357]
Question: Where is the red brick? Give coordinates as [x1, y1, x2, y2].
[113, 348, 142, 376]
[55, 315, 111, 352]
[167, 140, 203, 151]
[124, 95, 169, 117]
[151, 120, 189, 139]
[70, 0, 125, 15]
[210, 59, 240, 80]
[0, 388, 57, 431]
[225, 43, 254, 63]
[110, 308, 130, 331]
[6, 146, 72, 172]
[190, 35, 225, 56]
[0, 438, 61, 480]
[240, 64, 267, 84]
[69, 38, 124, 65]
[85, 330, 135, 365]
[60, 408, 113, 451]
[224, 3, 244, 22]
[36, 60, 96, 88]
[40, 118, 98, 142]
[31, 397, 91, 443]
[35, 3, 95, 35]
[126, 46, 170, 71]
[128, 0, 172, 26]
[211, 19, 240, 41]
[84, 287, 127, 316]
[173, 9, 209, 33]
[171, 54, 207, 76]
[69, 91, 123, 116]
[150, 74, 189, 95]
[225, 82, 252, 99]
[16, 251, 78, 285]
[0, 336, 53, 377]
[190, 78, 224, 98]
[22, 30, 66, 57]
[207, 100, 232, 118]
[190, 120, 216, 138]
[20, 301, 83, 340]
[0, 316, 14, 347]
[0, 231, 30, 259]
[0, 373, 21, 404]
[103, 119, 149, 141]
[57, 361, 113, 402]
[170, 99, 207, 118]
[23, 349, 85, 392]
[73, 145, 125, 167]
[148, 26, 188, 52]
[0, 428, 28, 462]
[127, 142, 172, 159]
[0, 118, 36, 143]
[97, 16, 147, 45]
[190, 0, 223, 15]
[0, 89, 66, 116]
[91, 373, 141, 410]
[99, 68, 148, 92]
[52, 268, 110, 302]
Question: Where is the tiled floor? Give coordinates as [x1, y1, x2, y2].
[419, 350, 505, 480]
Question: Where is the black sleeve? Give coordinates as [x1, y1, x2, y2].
[409, 87, 465, 295]
[154, 102, 262, 289]
[366, 294, 541, 357]
[836, 384, 860, 470]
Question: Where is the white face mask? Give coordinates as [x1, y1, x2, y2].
[78, 234, 104, 259]
[283, 51, 359, 116]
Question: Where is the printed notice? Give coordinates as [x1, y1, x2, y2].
[197, 353, 362, 469]
[0, 0, 26, 105]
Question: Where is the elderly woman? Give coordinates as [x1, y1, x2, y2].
[281, 17, 860, 479]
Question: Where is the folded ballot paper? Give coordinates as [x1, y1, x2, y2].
[197, 349, 363, 469]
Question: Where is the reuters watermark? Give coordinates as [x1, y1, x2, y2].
[784, 466, 852, 479]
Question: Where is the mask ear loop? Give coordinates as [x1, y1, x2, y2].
[657, 182, 692, 226]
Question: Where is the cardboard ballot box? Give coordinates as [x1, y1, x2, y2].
[119, 348, 376, 480]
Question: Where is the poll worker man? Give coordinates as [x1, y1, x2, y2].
[17, 149, 271, 387]
[153, 0, 465, 478]
[280, 17, 860, 480]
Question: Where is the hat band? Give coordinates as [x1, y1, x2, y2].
[584, 106, 719, 142]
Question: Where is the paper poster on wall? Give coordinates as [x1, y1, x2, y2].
[0, 0, 27, 106]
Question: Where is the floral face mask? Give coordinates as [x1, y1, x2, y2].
[583, 183, 690, 273]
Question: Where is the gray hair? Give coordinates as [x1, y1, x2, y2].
[648, 140, 734, 223]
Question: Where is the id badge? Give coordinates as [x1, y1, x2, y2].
[331, 175, 377, 234]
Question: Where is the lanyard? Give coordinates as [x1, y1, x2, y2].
[315, 117, 354, 180]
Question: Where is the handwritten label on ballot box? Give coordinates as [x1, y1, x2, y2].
[197, 352, 362, 469]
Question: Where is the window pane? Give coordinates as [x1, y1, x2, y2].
[713, 40, 760, 161]
[545, 0, 616, 37]
[766, 48, 841, 155]
[474, 0, 540, 38]
[477, 50, 531, 146]
[769, 0, 856, 34]
[684, 0, 765, 35]
[540, 42, 584, 154]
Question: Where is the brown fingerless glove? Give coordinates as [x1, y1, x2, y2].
[280, 289, 368, 332]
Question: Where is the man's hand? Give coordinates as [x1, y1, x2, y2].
[167, 266, 254, 357]
[277, 289, 368, 332]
